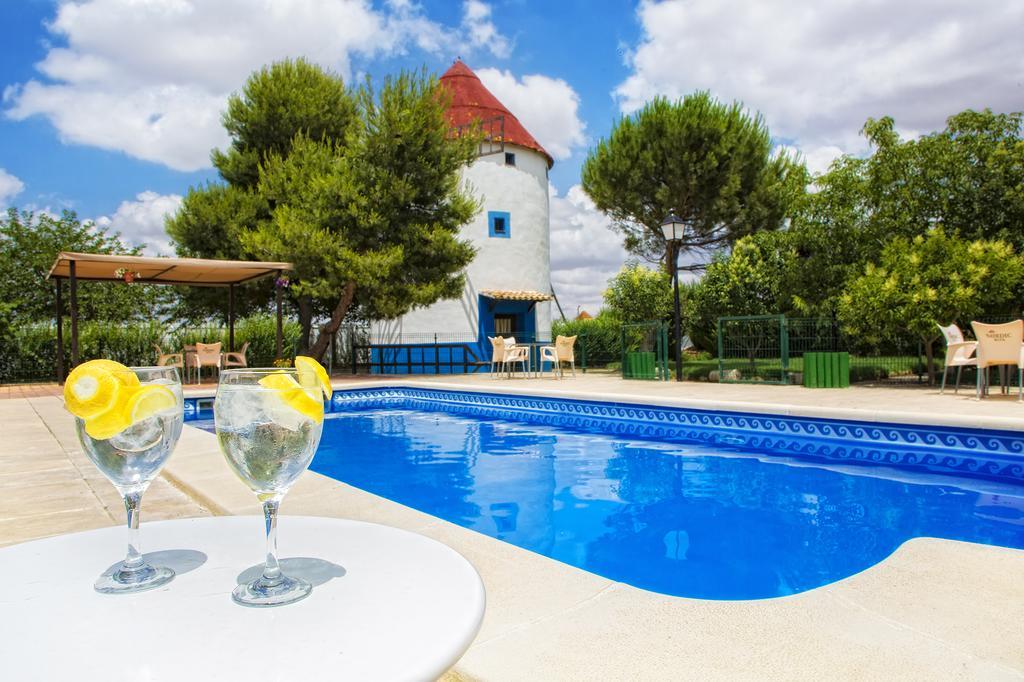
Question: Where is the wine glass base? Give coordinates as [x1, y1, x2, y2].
[232, 574, 312, 607]
[95, 564, 175, 594]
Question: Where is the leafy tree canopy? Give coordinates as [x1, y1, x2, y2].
[793, 108, 1024, 315]
[602, 262, 672, 324]
[838, 228, 1024, 381]
[581, 91, 808, 271]
[170, 62, 480, 360]
[0, 208, 167, 324]
[212, 58, 359, 188]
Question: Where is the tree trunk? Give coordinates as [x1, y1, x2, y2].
[296, 297, 314, 355]
[308, 282, 357, 362]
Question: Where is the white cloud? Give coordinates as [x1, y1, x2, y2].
[616, 0, 1024, 163]
[0, 168, 25, 205]
[462, 0, 511, 59]
[549, 184, 629, 316]
[478, 68, 586, 160]
[5, 0, 515, 171]
[95, 191, 182, 255]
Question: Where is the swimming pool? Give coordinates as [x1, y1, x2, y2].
[195, 388, 1024, 599]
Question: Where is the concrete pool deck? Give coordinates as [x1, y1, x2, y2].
[3, 380, 1024, 680]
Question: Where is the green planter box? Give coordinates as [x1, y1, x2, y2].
[625, 351, 656, 379]
[803, 352, 850, 388]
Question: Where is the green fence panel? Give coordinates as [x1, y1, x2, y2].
[804, 352, 817, 387]
[838, 352, 850, 388]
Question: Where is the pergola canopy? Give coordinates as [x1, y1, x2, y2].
[48, 252, 292, 286]
[49, 252, 293, 381]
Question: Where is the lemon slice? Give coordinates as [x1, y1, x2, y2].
[83, 404, 133, 440]
[124, 384, 177, 424]
[64, 359, 130, 419]
[295, 356, 332, 399]
[258, 372, 324, 424]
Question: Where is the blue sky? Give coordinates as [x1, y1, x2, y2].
[2, 0, 1021, 313]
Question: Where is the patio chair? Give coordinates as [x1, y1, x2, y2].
[970, 320, 1023, 401]
[222, 341, 250, 370]
[487, 336, 506, 377]
[153, 344, 183, 372]
[538, 344, 559, 378]
[191, 342, 223, 385]
[503, 344, 529, 378]
[937, 323, 977, 394]
[554, 335, 577, 377]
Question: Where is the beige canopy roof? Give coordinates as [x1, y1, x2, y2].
[48, 252, 292, 287]
[480, 289, 553, 302]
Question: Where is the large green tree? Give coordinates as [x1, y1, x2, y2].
[792, 108, 1024, 316]
[581, 92, 807, 271]
[838, 228, 1024, 383]
[168, 58, 359, 327]
[170, 62, 479, 360]
[0, 209, 166, 323]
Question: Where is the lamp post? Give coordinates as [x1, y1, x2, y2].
[661, 212, 685, 382]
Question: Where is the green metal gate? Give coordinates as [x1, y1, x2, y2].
[716, 315, 790, 384]
[621, 321, 669, 380]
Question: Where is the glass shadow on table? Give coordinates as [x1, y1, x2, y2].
[236, 557, 346, 591]
[99, 549, 208, 581]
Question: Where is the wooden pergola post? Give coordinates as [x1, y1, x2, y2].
[275, 270, 284, 360]
[69, 260, 79, 368]
[228, 284, 236, 352]
[54, 279, 64, 382]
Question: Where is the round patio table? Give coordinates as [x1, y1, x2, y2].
[0, 516, 485, 681]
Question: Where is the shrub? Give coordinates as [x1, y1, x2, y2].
[552, 315, 621, 367]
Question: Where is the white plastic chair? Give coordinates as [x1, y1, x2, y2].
[937, 323, 977, 394]
[503, 345, 529, 377]
[970, 321, 1023, 401]
[539, 344, 559, 378]
[153, 344, 183, 372]
[487, 336, 506, 378]
[222, 341, 250, 369]
[192, 342, 223, 385]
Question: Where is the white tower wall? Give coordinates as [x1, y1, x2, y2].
[375, 143, 552, 342]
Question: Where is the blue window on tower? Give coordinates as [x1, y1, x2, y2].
[488, 211, 511, 239]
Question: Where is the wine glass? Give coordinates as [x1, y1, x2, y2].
[214, 368, 324, 607]
[71, 365, 184, 594]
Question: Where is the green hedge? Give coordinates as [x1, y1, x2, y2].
[0, 314, 302, 383]
[552, 316, 621, 367]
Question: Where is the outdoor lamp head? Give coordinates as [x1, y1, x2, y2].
[661, 212, 684, 241]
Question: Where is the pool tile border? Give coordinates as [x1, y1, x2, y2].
[323, 386, 1024, 485]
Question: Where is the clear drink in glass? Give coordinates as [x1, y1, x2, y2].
[215, 368, 324, 606]
[70, 364, 183, 594]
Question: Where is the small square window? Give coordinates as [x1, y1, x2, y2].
[505, 152, 516, 166]
[488, 211, 511, 238]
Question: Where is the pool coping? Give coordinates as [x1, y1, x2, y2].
[186, 377, 1024, 432]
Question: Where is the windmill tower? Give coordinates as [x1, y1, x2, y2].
[372, 60, 553, 371]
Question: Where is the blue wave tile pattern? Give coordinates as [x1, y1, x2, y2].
[330, 387, 1024, 485]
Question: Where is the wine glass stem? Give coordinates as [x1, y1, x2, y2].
[262, 499, 283, 585]
[122, 491, 145, 573]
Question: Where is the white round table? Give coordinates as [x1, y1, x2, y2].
[0, 516, 485, 681]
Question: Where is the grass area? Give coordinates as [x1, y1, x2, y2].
[664, 355, 934, 384]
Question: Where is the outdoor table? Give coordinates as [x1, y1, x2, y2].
[0, 515, 485, 681]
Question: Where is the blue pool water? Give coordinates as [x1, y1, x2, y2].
[310, 408, 1024, 600]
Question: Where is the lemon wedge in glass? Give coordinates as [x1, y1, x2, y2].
[258, 372, 324, 424]
[64, 359, 132, 419]
[294, 356, 332, 400]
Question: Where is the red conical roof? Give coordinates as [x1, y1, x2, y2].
[440, 60, 553, 168]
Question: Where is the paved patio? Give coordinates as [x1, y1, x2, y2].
[3, 380, 1023, 680]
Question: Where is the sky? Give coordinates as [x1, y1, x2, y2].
[1, 0, 1022, 316]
